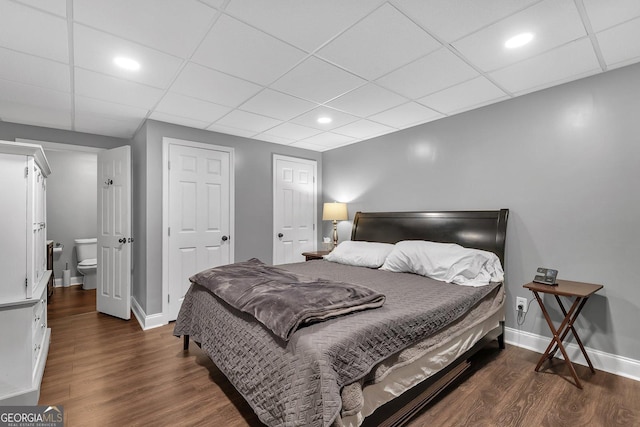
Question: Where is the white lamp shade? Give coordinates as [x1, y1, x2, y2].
[322, 202, 348, 221]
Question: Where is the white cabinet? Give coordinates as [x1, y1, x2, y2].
[0, 285, 50, 405]
[0, 140, 52, 405]
[0, 140, 51, 301]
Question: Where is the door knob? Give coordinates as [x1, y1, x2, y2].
[277, 233, 283, 238]
[118, 238, 126, 244]
[221, 235, 229, 241]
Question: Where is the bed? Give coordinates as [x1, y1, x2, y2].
[174, 209, 509, 427]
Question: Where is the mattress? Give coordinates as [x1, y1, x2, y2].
[338, 290, 503, 426]
[174, 260, 504, 427]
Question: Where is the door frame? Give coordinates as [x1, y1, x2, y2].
[161, 137, 235, 324]
[272, 154, 318, 265]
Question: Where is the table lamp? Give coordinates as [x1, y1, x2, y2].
[322, 202, 348, 249]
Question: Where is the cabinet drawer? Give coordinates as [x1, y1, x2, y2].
[32, 297, 46, 342]
[32, 335, 44, 368]
[32, 294, 46, 317]
[32, 310, 46, 345]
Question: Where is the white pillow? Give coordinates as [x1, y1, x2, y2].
[324, 241, 394, 268]
[380, 240, 504, 287]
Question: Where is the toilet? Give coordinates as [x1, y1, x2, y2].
[75, 238, 97, 290]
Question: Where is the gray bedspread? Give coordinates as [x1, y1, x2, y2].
[173, 260, 501, 427]
[188, 258, 385, 341]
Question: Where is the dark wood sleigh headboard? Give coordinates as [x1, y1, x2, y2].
[350, 209, 509, 265]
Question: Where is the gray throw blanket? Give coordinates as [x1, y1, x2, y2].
[188, 258, 386, 341]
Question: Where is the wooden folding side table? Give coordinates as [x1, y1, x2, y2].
[523, 279, 603, 389]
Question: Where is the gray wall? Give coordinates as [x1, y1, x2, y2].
[44, 149, 97, 281]
[139, 120, 323, 314]
[131, 122, 148, 310]
[322, 63, 640, 361]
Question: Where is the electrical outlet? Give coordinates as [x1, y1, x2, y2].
[516, 297, 528, 313]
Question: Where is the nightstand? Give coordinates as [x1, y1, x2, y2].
[523, 279, 603, 389]
[301, 250, 331, 261]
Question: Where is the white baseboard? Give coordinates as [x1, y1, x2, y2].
[54, 277, 83, 287]
[505, 327, 640, 382]
[131, 297, 167, 331]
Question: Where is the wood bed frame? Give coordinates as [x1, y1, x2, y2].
[182, 209, 509, 426]
[350, 209, 508, 266]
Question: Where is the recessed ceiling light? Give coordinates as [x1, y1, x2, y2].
[317, 116, 332, 124]
[113, 56, 141, 71]
[504, 32, 534, 49]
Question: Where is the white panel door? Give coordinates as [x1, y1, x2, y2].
[273, 155, 317, 265]
[168, 143, 232, 321]
[97, 146, 131, 320]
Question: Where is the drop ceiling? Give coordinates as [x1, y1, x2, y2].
[1, 0, 639, 151]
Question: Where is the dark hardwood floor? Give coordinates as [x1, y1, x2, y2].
[41, 288, 640, 426]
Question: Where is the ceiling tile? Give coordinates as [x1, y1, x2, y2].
[327, 83, 408, 117]
[0, 1, 68, 62]
[0, 101, 71, 130]
[0, 79, 70, 110]
[73, 0, 216, 58]
[192, 14, 307, 85]
[74, 68, 164, 110]
[155, 92, 230, 123]
[583, 0, 640, 32]
[452, 0, 586, 72]
[290, 106, 360, 131]
[288, 140, 330, 151]
[15, 0, 66, 17]
[239, 89, 317, 121]
[489, 38, 601, 95]
[369, 102, 443, 128]
[199, 0, 224, 9]
[253, 133, 295, 145]
[0, 47, 70, 93]
[148, 111, 210, 129]
[75, 96, 149, 120]
[225, 0, 381, 52]
[170, 62, 262, 107]
[597, 17, 640, 70]
[74, 113, 143, 138]
[417, 77, 508, 115]
[262, 122, 323, 140]
[333, 119, 395, 139]
[317, 3, 441, 79]
[214, 110, 282, 133]
[74, 25, 183, 89]
[300, 132, 355, 148]
[206, 123, 257, 138]
[395, 0, 539, 42]
[271, 56, 366, 103]
[377, 48, 479, 99]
